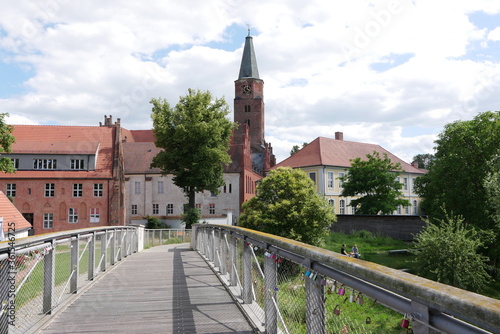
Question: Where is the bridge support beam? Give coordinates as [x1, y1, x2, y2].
[242, 242, 252, 304]
[264, 252, 278, 334]
[70, 236, 79, 293]
[43, 240, 56, 314]
[306, 274, 325, 334]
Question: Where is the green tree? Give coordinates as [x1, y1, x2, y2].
[0, 113, 15, 173]
[239, 167, 336, 246]
[289, 142, 308, 156]
[414, 111, 500, 230]
[150, 89, 236, 210]
[340, 151, 410, 214]
[412, 153, 435, 169]
[146, 215, 166, 229]
[413, 209, 493, 292]
[484, 153, 500, 228]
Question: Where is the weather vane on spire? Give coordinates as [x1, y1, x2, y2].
[247, 24, 251, 36]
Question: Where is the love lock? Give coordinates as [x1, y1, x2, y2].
[357, 293, 364, 305]
[365, 317, 371, 324]
[333, 305, 341, 316]
[338, 287, 345, 296]
[401, 314, 410, 329]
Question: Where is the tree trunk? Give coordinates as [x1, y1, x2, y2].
[188, 188, 196, 209]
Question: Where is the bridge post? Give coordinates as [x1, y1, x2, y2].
[214, 229, 220, 268]
[123, 229, 128, 258]
[220, 232, 227, 275]
[110, 230, 116, 265]
[230, 236, 237, 286]
[116, 230, 122, 262]
[208, 230, 214, 262]
[242, 242, 252, 304]
[88, 232, 95, 281]
[306, 273, 326, 333]
[101, 231, 107, 272]
[43, 240, 56, 314]
[411, 300, 430, 334]
[264, 252, 278, 334]
[70, 235, 79, 293]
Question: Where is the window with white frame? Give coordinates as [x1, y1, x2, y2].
[34, 159, 57, 169]
[403, 177, 408, 190]
[43, 213, 53, 229]
[68, 208, 78, 223]
[405, 205, 409, 214]
[158, 181, 164, 194]
[328, 199, 334, 206]
[413, 200, 418, 215]
[153, 204, 159, 215]
[94, 183, 103, 197]
[90, 208, 100, 223]
[11, 158, 19, 169]
[397, 205, 402, 215]
[45, 183, 55, 197]
[71, 159, 85, 170]
[166, 203, 173, 215]
[131, 205, 138, 215]
[6, 184, 16, 197]
[338, 172, 344, 189]
[339, 199, 345, 214]
[73, 183, 83, 197]
[134, 181, 141, 194]
[309, 172, 316, 184]
[209, 203, 215, 214]
[327, 172, 334, 188]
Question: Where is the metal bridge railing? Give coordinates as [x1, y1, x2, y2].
[0, 226, 138, 334]
[193, 224, 500, 334]
[144, 229, 192, 248]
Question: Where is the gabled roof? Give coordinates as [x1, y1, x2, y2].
[0, 191, 31, 233]
[238, 33, 260, 79]
[3, 125, 115, 178]
[275, 136, 424, 174]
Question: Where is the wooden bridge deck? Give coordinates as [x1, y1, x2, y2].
[37, 244, 256, 334]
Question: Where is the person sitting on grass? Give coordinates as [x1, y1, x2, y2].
[351, 244, 360, 258]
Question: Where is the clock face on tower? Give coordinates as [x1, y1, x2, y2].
[242, 85, 252, 95]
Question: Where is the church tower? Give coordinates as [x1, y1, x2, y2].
[234, 30, 274, 174]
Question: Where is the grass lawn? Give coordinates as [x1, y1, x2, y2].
[324, 231, 500, 300]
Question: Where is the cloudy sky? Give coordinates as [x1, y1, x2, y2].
[1, 0, 500, 163]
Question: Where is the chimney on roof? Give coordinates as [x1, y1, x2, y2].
[335, 132, 343, 141]
[411, 161, 419, 169]
[101, 115, 113, 127]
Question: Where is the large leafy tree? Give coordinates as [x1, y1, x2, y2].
[0, 113, 15, 173]
[150, 89, 236, 213]
[414, 111, 500, 230]
[412, 153, 435, 170]
[413, 210, 493, 292]
[239, 167, 336, 246]
[340, 151, 410, 214]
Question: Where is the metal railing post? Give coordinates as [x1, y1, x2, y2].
[43, 240, 56, 314]
[306, 274, 326, 334]
[116, 230, 122, 262]
[411, 300, 430, 334]
[214, 229, 220, 268]
[264, 252, 278, 334]
[88, 233, 95, 281]
[159, 229, 163, 246]
[110, 230, 116, 265]
[230, 236, 237, 286]
[0, 253, 10, 334]
[70, 235, 79, 293]
[101, 231, 107, 272]
[220, 232, 227, 276]
[123, 229, 128, 258]
[209, 230, 215, 262]
[242, 242, 252, 304]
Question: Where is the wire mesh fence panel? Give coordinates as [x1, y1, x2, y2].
[11, 244, 50, 334]
[52, 240, 73, 309]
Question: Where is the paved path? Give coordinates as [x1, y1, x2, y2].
[37, 244, 255, 334]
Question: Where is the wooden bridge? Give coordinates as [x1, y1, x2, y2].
[36, 244, 256, 334]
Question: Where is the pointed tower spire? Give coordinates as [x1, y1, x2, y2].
[238, 30, 260, 79]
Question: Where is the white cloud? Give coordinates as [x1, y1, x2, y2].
[488, 27, 500, 41]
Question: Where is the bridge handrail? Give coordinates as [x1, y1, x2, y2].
[193, 224, 499, 334]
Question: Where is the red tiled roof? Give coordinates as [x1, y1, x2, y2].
[3, 125, 115, 179]
[123, 142, 162, 174]
[0, 191, 32, 232]
[275, 137, 424, 174]
[121, 129, 156, 143]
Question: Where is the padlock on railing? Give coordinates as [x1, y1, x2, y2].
[366, 317, 371, 324]
[333, 305, 341, 316]
[357, 293, 364, 305]
[401, 314, 410, 328]
[349, 289, 355, 303]
[338, 285, 345, 296]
